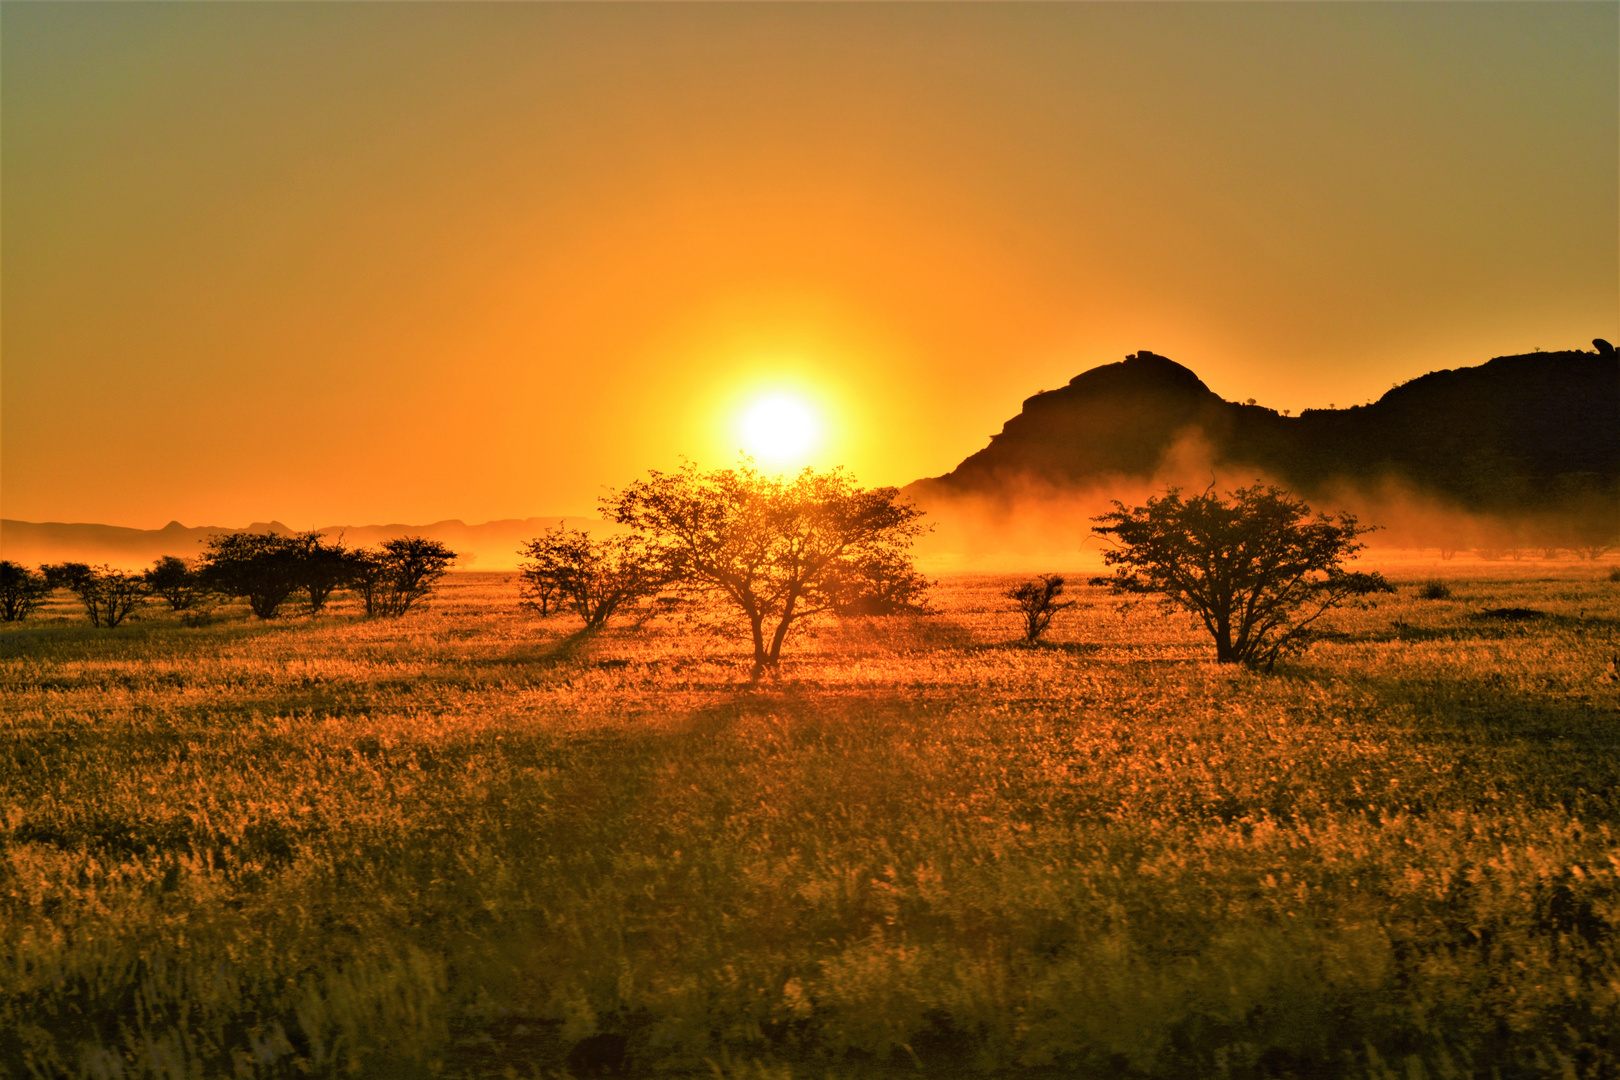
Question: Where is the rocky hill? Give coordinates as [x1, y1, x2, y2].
[926, 347, 1619, 520]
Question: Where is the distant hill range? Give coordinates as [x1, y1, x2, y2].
[918, 346, 1619, 520]
[0, 517, 607, 571]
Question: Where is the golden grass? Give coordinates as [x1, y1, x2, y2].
[3, 567, 1618, 1078]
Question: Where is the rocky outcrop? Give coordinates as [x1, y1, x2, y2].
[928, 347, 1620, 516]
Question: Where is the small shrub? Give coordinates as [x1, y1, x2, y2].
[1608, 566, 1620, 583]
[1417, 579, 1452, 601]
[1007, 574, 1074, 644]
[1478, 607, 1545, 622]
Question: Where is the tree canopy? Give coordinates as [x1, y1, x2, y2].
[348, 537, 458, 617]
[1091, 483, 1392, 669]
[0, 562, 51, 622]
[517, 526, 668, 629]
[606, 462, 928, 670]
[198, 532, 303, 619]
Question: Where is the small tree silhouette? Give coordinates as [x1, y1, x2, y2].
[289, 532, 352, 613]
[348, 537, 457, 617]
[0, 562, 51, 622]
[1007, 574, 1074, 644]
[828, 548, 934, 616]
[199, 533, 302, 619]
[1091, 483, 1392, 670]
[517, 527, 667, 629]
[46, 564, 147, 627]
[144, 556, 207, 611]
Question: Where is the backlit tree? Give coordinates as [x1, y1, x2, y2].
[199, 532, 302, 618]
[45, 564, 147, 627]
[347, 537, 457, 617]
[0, 562, 51, 622]
[1091, 483, 1391, 670]
[517, 526, 668, 629]
[606, 462, 928, 671]
[1007, 573, 1074, 645]
[144, 556, 207, 612]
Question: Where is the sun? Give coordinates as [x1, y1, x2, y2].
[738, 393, 820, 464]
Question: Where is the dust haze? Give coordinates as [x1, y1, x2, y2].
[906, 428, 1615, 573]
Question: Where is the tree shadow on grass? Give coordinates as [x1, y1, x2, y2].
[819, 613, 979, 656]
[0, 615, 299, 660]
[1283, 659, 1620, 821]
[1322, 610, 1620, 647]
[491, 627, 600, 669]
[1013, 639, 1106, 656]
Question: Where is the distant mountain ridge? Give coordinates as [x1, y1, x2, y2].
[923, 347, 1619, 518]
[0, 517, 608, 570]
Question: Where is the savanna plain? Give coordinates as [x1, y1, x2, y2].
[4, 565, 1619, 1080]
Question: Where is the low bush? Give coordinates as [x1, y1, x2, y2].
[1417, 578, 1452, 600]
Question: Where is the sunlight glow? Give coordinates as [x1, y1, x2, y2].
[738, 393, 820, 464]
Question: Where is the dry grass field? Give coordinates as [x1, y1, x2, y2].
[3, 565, 1619, 1079]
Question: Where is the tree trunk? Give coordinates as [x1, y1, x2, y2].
[1214, 610, 1236, 662]
[767, 616, 792, 665]
[749, 611, 769, 669]
[765, 593, 801, 666]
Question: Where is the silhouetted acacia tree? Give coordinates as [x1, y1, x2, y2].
[42, 562, 96, 593]
[347, 537, 457, 617]
[48, 564, 147, 627]
[517, 527, 668, 629]
[1091, 483, 1392, 670]
[1007, 574, 1074, 644]
[0, 562, 51, 622]
[289, 532, 352, 612]
[516, 557, 564, 617]
[607, 462, 928, 671]
[143, 556, 207, 611]
[345, 551, 389, 617]
[199, 532, 302, 619]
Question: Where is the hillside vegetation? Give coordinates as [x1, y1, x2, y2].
[3, 569, 1619, 1078]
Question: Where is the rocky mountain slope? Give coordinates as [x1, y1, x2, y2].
[926, 347, 1618, 518]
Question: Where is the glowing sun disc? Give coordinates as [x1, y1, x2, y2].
[739, 394, 819, 462]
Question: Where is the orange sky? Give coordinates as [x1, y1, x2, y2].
[3, 3, 1615, 529]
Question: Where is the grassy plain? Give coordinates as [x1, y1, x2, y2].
[3, 565, 1619, 1079]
